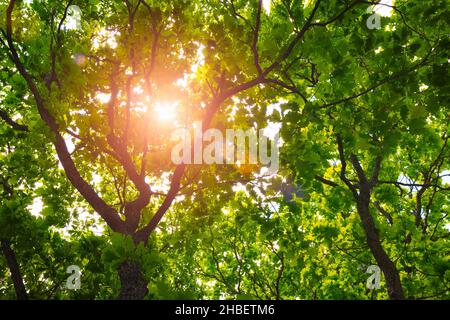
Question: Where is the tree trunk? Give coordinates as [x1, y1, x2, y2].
[356, 187, 404, 300]
[117, 260, 148, 299]
[1, 239, 28, 300]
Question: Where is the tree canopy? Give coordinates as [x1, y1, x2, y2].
[0, 0, 448, 300]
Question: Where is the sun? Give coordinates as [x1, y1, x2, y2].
[154, 101, 179, 121]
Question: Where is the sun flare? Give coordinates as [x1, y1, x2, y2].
[154, 101, 179, 121]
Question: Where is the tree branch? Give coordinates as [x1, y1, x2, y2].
[1, 239, 28, 300]
[336, 134, 358, 197]
[314, 175, 338, 187]
[0, 110, 28, 132]
[252, 0, 263, 75]
[3, 0, 126, 233]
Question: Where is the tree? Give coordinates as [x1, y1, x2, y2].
[277, 0, 448, 299]
[0, 0, 448, 299]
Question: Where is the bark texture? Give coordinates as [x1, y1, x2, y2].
[1, 239, 28, 300]
[117, 260, 148, 300]
[356, 186, 404, 299]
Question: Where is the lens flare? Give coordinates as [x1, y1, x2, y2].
[154, 101, 179, 121]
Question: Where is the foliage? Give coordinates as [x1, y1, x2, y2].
[0, 0, 448, 300]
